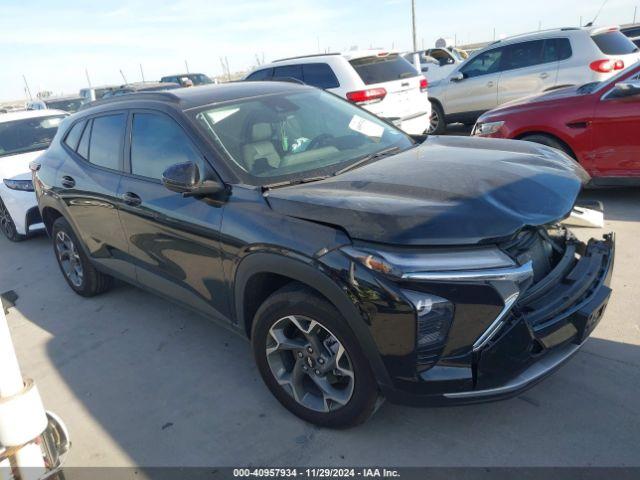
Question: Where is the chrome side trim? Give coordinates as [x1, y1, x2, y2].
[472, 292, 519, 351]
[443, 342, 581, 399]
[401, 261, 533, 283]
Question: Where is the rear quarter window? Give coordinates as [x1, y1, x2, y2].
[349, 54, 418, 85]
[302, 63, 339, 89]
[246, 69, 273, 81]
[592, 31, 639, 55]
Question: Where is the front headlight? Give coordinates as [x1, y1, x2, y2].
[340, 245, 515, 278]
[3, 179, 34, 192]
[473, 120, 504, 136]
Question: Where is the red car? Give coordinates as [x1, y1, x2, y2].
[473, 62, 640, 185]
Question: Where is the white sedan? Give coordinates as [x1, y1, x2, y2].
[0, 110, 67, 241]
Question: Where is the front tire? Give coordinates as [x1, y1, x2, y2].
[0, 197, 26, 242]
[52, 216, 113, 297]
[520, 134, 574, 158]
[427, 101, 446, 134]
[251, 284, 379, 428]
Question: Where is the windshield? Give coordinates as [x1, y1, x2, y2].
[0, 115, 65, 157]
[194, 89, 413, 185]
[349, 54, 419, 85]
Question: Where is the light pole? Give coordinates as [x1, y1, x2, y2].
[411, 0, 420, 71]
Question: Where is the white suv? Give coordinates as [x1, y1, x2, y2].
[245, 51, 431, 135]
[428, 26, 640, 133]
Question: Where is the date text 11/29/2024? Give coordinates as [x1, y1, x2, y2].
[233, 468, 401, 478]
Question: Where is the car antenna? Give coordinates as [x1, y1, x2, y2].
[585, 0, 610, 27]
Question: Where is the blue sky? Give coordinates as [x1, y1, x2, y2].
[1, 0, 638, 100]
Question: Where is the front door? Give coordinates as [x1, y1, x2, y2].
[444, 46, 505, 121]
[590, 82, 640, 177]
[117, 110, 229, 320]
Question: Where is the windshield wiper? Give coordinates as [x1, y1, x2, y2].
[262, 175, 330, 191]
[333, 146, 401, 176]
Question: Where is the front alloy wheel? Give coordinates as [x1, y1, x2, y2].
[266, 315, 355, 413]
[0, 198, 25, 242]
[252, 285, 379, 428]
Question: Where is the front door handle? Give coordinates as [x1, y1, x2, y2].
[61, 176, 75, 188]
[540, 72, 549, 79]
[121, 192, 142, 207]
[487, 81, 494, 87]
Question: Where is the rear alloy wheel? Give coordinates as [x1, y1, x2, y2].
[427, 101, 445, 134]
[252, 285, 379, 428]
[0, 197, 25, 242]
[52, 217, 113, 297]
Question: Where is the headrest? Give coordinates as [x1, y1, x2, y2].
[251, 123, 272, 141]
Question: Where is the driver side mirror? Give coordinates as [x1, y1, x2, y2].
[450, 72, 464, 82]
[610, 80, 640, 99]
[162, 162, 226, 198]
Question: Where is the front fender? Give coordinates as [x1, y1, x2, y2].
[233, 251, 394, 390]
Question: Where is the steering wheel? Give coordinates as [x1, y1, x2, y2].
[306, 133, 334, 151]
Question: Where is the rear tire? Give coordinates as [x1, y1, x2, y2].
[427, 101, 446, 134]
[52, 216, 113, 297]
[0, 197, 26, 242]
[520, 134, 574, 158]
[251, 284, 379, 428]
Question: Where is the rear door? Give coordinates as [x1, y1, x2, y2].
[497, 39, 559, 105]
[348, 53, 427, 122]
[58, 112, 134, 277]
[444, 46, 505, 119]
[117, 110, 229, 319]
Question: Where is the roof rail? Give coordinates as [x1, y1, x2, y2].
[78, 91, 181, 111]
[273, 52, 341, 63]
[489, 27, 582, 45]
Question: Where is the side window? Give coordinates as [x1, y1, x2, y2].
[77, 120, 91, 159]
[542, 38, 573, 63]
[88, 114, 126, 170]
[64, 120, 86, 150]
[302, 63, 340, 89]
[247, 68, 273, 81]
[460, 48, 504, 78]
[501, 40, 544, 71]
[130, 113, 202, 180]
[273, 65, 303, 81]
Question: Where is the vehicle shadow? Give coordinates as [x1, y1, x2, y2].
[579, 187, 640, 223]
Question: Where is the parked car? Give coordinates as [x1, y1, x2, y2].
[79, 85, 118, 104]
[428, 26, 640, 134]
[473, 62, 640, 185]
[621, 23, 640, 47]
[402, 49, 462, 83]
[160, 73, 213, 86]
[33, 83, 613, 427]
[0, 110, 67, 241]
[244, 51, 431, 135]
[27, 96, 84, 113]
[101, 81, 181, 99]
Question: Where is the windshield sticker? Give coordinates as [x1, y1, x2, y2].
[349, 115, 384, 139]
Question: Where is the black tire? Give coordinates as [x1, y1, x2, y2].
[520, 134, 574, 158]
[52, 216, 113, 297]
[0, 197, 26, 242]
[427, 101, 446, 135]
[251, 284, 379, 428]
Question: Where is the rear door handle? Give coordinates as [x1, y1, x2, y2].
[61, 176, 75, 188]
[487, 81, 494, 87]
[540, 72, 549, 79]
[121, 192, 142, 207]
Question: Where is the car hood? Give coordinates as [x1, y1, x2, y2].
[266, 136, 589, 246]
[0, 150, 45, 181]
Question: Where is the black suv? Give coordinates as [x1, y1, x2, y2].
[33, 82, 614, 427]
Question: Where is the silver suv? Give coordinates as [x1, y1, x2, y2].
[428, 26, 640, 133]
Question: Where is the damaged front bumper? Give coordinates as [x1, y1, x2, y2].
[383, 232, 615, 406]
